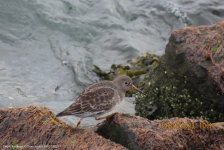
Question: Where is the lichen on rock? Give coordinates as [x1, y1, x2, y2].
[136, 22, 224, 123]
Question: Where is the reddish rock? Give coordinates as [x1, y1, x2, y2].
[173, 22, 224, 93]
[96, 113, 224, 150]
[1, 106, 223, 150]
[0, 106, 127, 150]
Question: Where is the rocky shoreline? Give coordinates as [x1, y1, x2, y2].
[0, 106, 223, 150]
[0, 106, 126, 150]
[1, 22, 224, 149]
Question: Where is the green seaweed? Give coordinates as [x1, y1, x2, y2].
[12, 143, 17, 150]
[111, 64, 117, 70]
[213, 43, 221, 52]
[123, 65, 131, 70]
[50, 117, 61, 124]
[11, 139, 17, 150]
[118, 70, 127, 75]
[93, 65, 110, 80]
[70, 140, 76, 144]
[152, 61, 159, 69]
[126, 70, 147, 77]
[93, 65, 101, 71]
[134, 70, 147, 76]
[218, 55, 221, 62]
[213, 47, 218, 52]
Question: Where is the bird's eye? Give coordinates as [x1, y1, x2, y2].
[125, 82, 128, 85]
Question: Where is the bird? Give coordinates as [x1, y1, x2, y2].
[56, 75, 145, 129]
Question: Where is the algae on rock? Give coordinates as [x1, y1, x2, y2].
[136, 22, 224, 123]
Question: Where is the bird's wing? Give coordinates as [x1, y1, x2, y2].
[81, 81, 111, 94]
[60, 86, 119, 116]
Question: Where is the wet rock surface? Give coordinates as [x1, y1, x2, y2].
[136, 22, 224, 122]
[0, 106, 127, 150]
[96, 113, 224, 150]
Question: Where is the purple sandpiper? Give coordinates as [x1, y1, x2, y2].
[56, 75, 145, 129]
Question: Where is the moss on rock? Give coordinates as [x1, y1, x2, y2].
[136, 22, 224, 123]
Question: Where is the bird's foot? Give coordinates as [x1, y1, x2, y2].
[95, 112, 118, 120]
[74, 118, 83, 130]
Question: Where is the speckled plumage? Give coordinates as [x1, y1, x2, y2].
[56, 75, 144, 129]
[57, 81, 124, 118]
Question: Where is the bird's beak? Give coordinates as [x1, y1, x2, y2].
[132, 85, 145, 95]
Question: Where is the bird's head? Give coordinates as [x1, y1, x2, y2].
[113, 75, 145, 94]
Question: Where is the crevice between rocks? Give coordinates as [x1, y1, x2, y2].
[96, 114, 139, 150]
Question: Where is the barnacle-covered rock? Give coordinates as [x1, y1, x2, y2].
[136, 22, 224, 122]
[93, 52, 159, 96]
[96, 113, 224, 150]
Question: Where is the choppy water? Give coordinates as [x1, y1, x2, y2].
[0, 0, 224, 126]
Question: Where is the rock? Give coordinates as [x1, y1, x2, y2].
[0, 106, 127, 150]
[136, 22, 224, 122]
[96, 113, 224, 150]
[1, 106, 223, 149]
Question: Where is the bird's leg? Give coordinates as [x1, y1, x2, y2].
[74, 118, 83, 130]
[95, 112, 118, 120]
